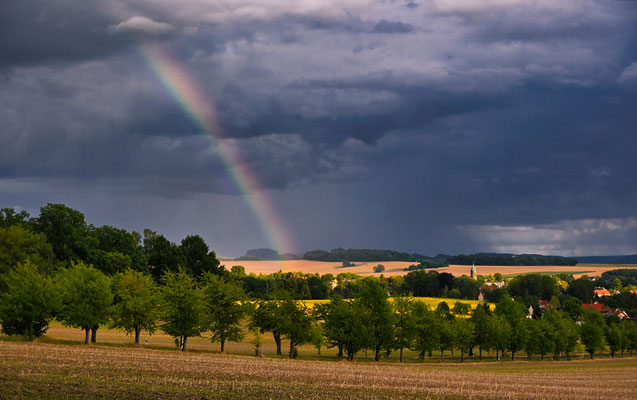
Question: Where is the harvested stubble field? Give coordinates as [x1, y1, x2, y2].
[231, 260, 637, 278]
[1, 341, 636, 400]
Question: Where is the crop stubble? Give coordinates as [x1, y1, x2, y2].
[1, 341, 636, 399]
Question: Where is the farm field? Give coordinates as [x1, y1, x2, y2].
[229, 260, 637, 278]
[1, 340, 636, 399]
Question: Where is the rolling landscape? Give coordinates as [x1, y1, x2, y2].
[3, 0, 637, 399]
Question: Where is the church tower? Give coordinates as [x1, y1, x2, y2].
[470, 262, 476, 279]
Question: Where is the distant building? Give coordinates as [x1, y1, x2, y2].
[582, 303, 630, 319]
[470, 263, 476, 279]
[594, 288, 611, 297]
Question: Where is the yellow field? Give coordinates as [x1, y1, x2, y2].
[2, 340, 636, 399]
[230, 260, 637, 279]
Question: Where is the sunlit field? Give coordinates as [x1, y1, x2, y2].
[231, 260, 637, 278]
[2, 340, 636, 399]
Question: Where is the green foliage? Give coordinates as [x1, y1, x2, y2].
[159, 269, 206, 351]
[322, 295, 368, 360]
[561, 296, 583, 320]
[304, 247, 422, 262]
[144, 229, 187, 282]
[0, 225, 56, 276]
[471, 304, 494, 360]
[411, 302, 441, 360]
[356, 279, 395, 361]
[56, 262, 113, 343]
[373, 264, 385, 273]
[567, 277, 595, 303]
[110, 269, 159, 346]
[392, 295, 416, 362]
[251, 298, 284, 356]
[0, 208, 31, 228]
[88, 225, 147, 273]
[453, 318, 475, 362]
[201, 272, 248, 352]
[0, 261, 59, 340]
[448, 253, 577, 266]
[276, 291, 317, 358]
[180, 235, 222, 277]
[34, 203, 96, 263]
[507, 274, 559, 300]
[580, 310, 605, 359]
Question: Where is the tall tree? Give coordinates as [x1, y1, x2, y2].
[322, 295, 368, 360]
[580, 309, 605, 359]
[471, 304, 494, 361]
[0, 208, 30, 228]
[251, 299, 284, 355]
[412, 301, 441, 361]
[454, 318, 475, 362]
[0, 261, 59, 340]
[392, 294, 416, 362]
[0, 225, 56, 276]
[276, 291, 317, 359]
[201, 273, 248, 352]
[89, 225, 148, 273]
[56, 262, 113, 344]
[144, 229, 187, 281]
[110, 269, 159, 347]
[159, 269, 206, 351]
[180, 235, 222, 277]
[34, 203, 96, 263]
[357, 279, 395, 361]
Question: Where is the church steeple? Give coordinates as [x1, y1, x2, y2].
[470, 262, 476, 279]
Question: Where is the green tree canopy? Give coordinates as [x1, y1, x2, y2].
[144, 229, 187, 282]
[159, 269, 206, 351]
[33, 203, 96, 263]
[0, 261, 60, 340]
[0, 225, 56, 276]
[56, 261, 113, 344]
[110, 269, 159, 346]
[180, 235, 222, 277]
[201, 273, 248, 352]
[357, 278, 395, 361]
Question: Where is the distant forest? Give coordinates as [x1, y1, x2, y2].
[303, 248, 425, 262]
[302, 248, 577, 266]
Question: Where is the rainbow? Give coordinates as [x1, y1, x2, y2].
[140, 43, 294, 255]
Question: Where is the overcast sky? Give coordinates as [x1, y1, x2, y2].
[2, 0, 637, 257]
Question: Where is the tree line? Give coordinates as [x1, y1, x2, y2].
[2, 261, 637, 361]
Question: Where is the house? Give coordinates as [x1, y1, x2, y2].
[594, 288, 611, 297]
[582, 303, 630, 319]
[538, 299, 551, 309]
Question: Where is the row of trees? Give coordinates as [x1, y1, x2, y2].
[4, 262, 636, 362]
[0, 262, 244, 350]
[0, 205, 223, 281]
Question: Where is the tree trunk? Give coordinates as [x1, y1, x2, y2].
[273, 332, 282, 356]
[134, 326, 141, 348]
[84, 328, 90, 344]
[479, 347, 483, 361]
[441, 349, 444, 362]
[221, 338, 226, 353]
[566, 351, 571, 361]
[28, 325, 34, 342]
[400, 348, 403, 363]
[289, 341, 295, 359]
[541, 353, 544, 360]
[611, 350, 614, 358]
[461, 350, 464, 362]
[91, 326, 98, 343]
[374, 347, 380, 362]
[511, 350, 515, 361]
[496, 348, 499, 361]
[182, 336, 188, 351]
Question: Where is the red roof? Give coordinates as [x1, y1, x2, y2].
[582, 303, 603, 311]
[594, 289, 611, 296]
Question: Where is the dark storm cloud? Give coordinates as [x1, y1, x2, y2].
[2, 0, 637, 256]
